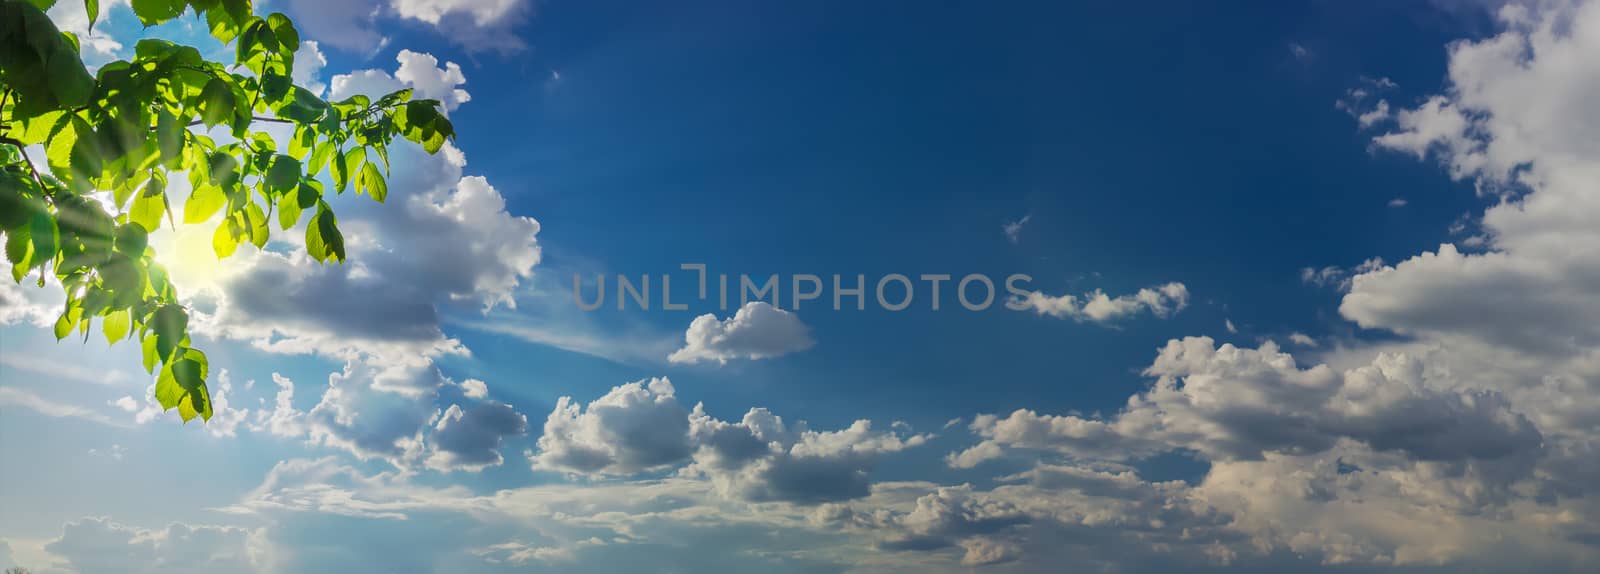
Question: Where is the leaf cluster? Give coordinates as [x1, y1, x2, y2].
[0, 0, 456, 422]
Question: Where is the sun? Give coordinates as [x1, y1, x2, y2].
[151, 222, 231, 291]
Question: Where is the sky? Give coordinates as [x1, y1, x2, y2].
[2, 0, 1599, 572]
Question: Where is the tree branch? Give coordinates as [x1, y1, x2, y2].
[184, 116, 294, 128]
[1, 136, 51, 196]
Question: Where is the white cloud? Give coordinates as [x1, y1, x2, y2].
[459, 378, 489, 398]
[1003, 214, 1031, 244]
[686, 404, 931, 503]
[45, 0, 129, 65]
[292, 41, 328, 97]
[1013, 282, 1189, 324]
[387, 0, 531, 53]
[1288, 332, 1319, 347]
[668, 302, 815, 364]
[530, 378, 930, 503]
[957, 337, 1542, 465]
[531, 378, 694, 475]
[251, 373, 306, 438]
[0, 275, 61, 327]
[1300, 257, 1384, 291]
[390, 0, 522, 26]
[330, 50, 473, 113]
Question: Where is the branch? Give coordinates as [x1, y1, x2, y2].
[184, 116, 294, 127]
[0, 136, 50, 195]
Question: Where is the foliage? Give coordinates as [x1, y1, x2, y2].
[0, 0, 456, 423]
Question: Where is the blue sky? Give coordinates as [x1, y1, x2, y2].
[3, 0, 1599, 572]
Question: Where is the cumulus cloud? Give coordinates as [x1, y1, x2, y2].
[1351, 0, 1600, 358]
[426, 401, 529, 471]
[1013, 282, 1189, 324]
[330, 50, 473, 114]
[292, 41, 328, 97]
[957, 338, 1542, 466]
[530, 378, 930, 503]
[251, 374, 306, 438]
[668, 302, 815, 364]
[686, 405, 931, 503]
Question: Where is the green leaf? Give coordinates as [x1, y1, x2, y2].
[207, 152, 240, 188]
[141, 332, 159, 374]
[67, 116, 103, 189]
[277, 189, 303, 230]
[261, 70, 291, 102]
[307, 139, 334, 176]
[102, 308, 129, 344]
[151, 304, 187, 361]
[114, 224, 148, 255]
[264, 155, 301, 193]
[28, 211, 57, 269]
[329, 147, 349, 192]
[84, 0, 98, 31]
[156, 110, 184, 166]
[360, 160, 386, 203]
[305, 203, 344, 263]
[246, 201, 269, 247]
[212, 215, 239, 258]
[183, 185, 226, 223]
[54, 305, 81, 340]
[198, 78, 237, 129]
[130, 178, 166, 232]
[6, 227, 34, 281]
[130, 0, 184, 26]
[205, 1, 245, 44]
[266, 12, 298, 48]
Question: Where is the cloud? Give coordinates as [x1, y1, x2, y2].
[282, 0, 387, 53]
[1003, 214, 1031, 244]
[388, 0, 532, 53]
[958, 338, 1543, 465]
[668, 302, 815, 364]
[44, 0, 129, 65]
[531, 378, 694, 475]
[530, 378, 930, 503]
[292, 41, 328, 97]
[1287, 332, 1319, 347]
[686, 404, 931, 503]
[459, 378, 489, 399]
[0, 277, 61, 327]
[282, 0, 530, 53]
[43, 517, 265, 574]
[1288, 42, 1312, 62]
[330, 50, 473, 114]
[0, 387, 123, 427]
[1013, 282, 1189, 324]
[1349, 0, 1600, 359]
[251, 374, 306, 438]
[1299, 258, 1384, 291]
[425, 401, 529, 471]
